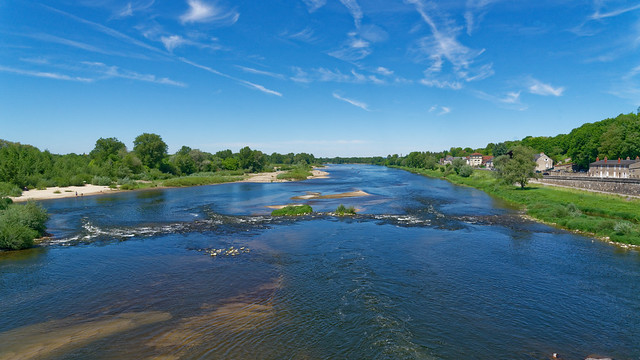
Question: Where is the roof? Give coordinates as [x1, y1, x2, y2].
[590, 159, 639, 166]
[534, 153, 549, 160]
[470, 152, 483, 156]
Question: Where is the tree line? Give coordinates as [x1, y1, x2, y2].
[0, 133, 317, 192]
[324, 112, 640, 170]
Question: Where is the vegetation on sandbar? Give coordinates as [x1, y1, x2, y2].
[271, 205, 313, 216]
[335, 204, 356, 216]
[276, 164, 313, 181]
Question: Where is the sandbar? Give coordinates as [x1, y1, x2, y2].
[291, 190, 370, 200]
[9, 185, 119, 203]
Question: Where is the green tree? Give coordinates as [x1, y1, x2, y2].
[494, 145, 539, 189]
[90, 137, 126, 164]
[133, 133, 168, 170]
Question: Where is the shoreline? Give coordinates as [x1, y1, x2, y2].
[9, 169, 331, 203]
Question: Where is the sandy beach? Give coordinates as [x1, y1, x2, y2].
[8, 169, 331, 202]
[9, 185, 120, 202]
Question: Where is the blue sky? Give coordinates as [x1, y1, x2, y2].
[1, 0, 640, 157]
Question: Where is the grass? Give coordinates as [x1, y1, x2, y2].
[161, 175, 244, 187]
[271, 205, 313, 216]
[277, 165, 312, 181]
[335, 204, 356, 216]
[395, 166, 640, 245]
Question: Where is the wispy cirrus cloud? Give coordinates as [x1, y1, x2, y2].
[407, 0, 494, 90]
[82, 62, 186, 86]
[473, 90, 527, 110]
[179, 0, 239, 25]
[332, 92, 370, 111]
[113, 0, 155, 18]
[42, 4, 168, 57]
[464, 0, 496, 36]
[0, 65, 93, 83]
[281, 27, 319, 43]
[429, 105, 451, 115]
[179, 58, 282, 96]
[527, 78, 564, 96]
[590, 2, 640, 20]
[159, 34, 221, 52]
[236, 66, 285, 79]
[291, 67, 385, 85]
[303, 0, 326, 13]
[329, 32, 372, 61]
[339, 0, 363, 28]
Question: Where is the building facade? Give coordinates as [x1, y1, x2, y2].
[534, 153, 553, 172]
[588, 157, 640, 178]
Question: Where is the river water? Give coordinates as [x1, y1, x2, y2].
[0, 165, 638, 360]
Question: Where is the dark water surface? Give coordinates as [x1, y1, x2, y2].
[1, 165, 638, 359]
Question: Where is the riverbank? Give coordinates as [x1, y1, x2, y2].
[9, 169, 330, 203]
[394, 166, 640, 247]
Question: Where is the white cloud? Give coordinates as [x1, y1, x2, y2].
[291, 67, 312, 83]
[339, 0, 363, 28]
[472, 90, 528, 111]
[161, 35, 186, 52]
[428, 104, 451, 115]
[119, 3, 133, 17]
[282, 27, 318, 43]
[303, 0, 326, 13]
[464, 0, 496, 35]
[438, 106, 451, 115]
[329, 33, 372, 61]
[236, 65, 285, 79]
[83, 62, 186, 87]
[376, 67, 393, 76]
[408, 0, 493, 89]
[528, 78, 564, 96]
[179, 0, 239, 25]
[179, 57, 282, 96]
[590, 3, 640, 20]
[332, 92, 370, 111]
[0, 65, 94, 82]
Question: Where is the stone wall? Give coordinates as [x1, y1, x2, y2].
[538, 176, 640, 196]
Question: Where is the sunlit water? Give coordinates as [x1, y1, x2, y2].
[1, 165, 638, 359]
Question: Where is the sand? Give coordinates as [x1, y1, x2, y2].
[240, 168, 329, 183]
[291, 190, 370, 200]
[9, 185, 120, 202]
[8, 168, 332, 202]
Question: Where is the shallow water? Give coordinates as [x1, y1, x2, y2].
[1, 165, 638, 359]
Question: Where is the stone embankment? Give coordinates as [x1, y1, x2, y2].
[535, 176, 640, 197]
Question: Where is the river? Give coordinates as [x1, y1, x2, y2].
[0, 165, 638, 359]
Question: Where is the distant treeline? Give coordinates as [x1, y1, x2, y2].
[0, 133, 317, 192]
[322, 112, 640, 170]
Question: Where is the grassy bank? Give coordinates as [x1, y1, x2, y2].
[271, 205, 313, 216]
[394, 166, 640, 245]
[276, 165, 312, 181]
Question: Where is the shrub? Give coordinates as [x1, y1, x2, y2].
[335, 204, 356, 216]
[0, 202, 48, 250]
[92, 176, 113, 186]
[458, 165, 474, 178]
[613, 221, 633, 235]
[0, 182, 22, 197]
[271, 205, 312, 216]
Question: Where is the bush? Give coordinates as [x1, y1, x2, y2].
[271, 205, 313, 216]
[0, 182, 22, 197]
[335, 204, 356, 216]
[614, 221, 633, 235]
[92, 176, 113, 186]
[0, 202, 48, 250]
[458, 165, 474, 177]
[0, 197, 12, 211]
